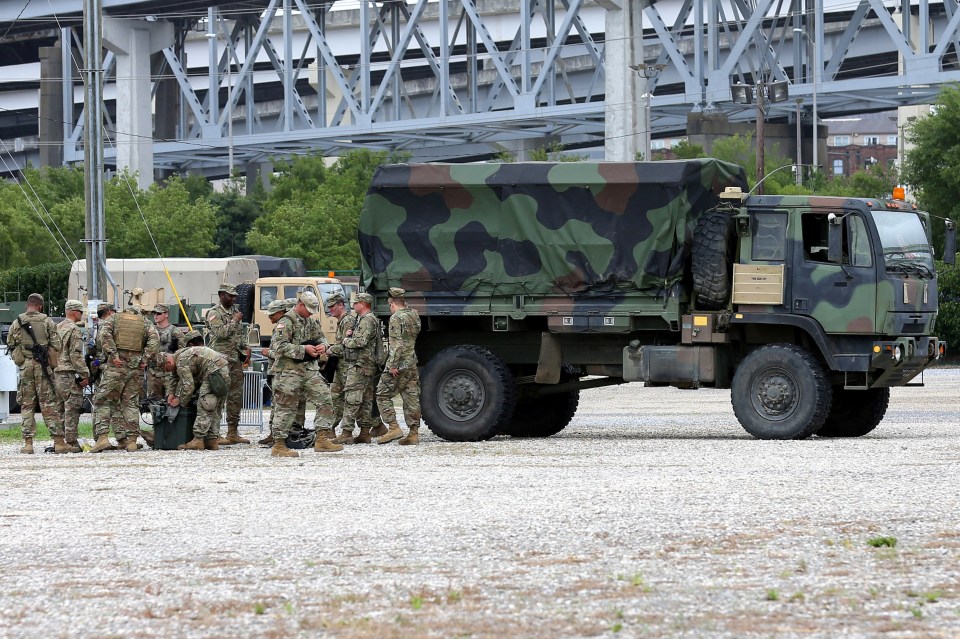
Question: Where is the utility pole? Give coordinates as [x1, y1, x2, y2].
[755, 79, 765, 193]
[82, 0, 106, 303]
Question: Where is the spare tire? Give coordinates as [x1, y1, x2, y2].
[235, 283, 255, 324]
[692, 210, 735, 309]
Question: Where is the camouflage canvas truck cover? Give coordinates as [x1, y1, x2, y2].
[359, 160, 953, 442]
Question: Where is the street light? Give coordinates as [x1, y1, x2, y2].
[630, 63, 666, 160]
[794, 27, 818, 172]
[206, 30, 234, 179]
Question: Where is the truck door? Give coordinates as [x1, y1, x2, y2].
[792, 209, 877, 333]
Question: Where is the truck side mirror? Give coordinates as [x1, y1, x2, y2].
[247, 325, 261, 347]
[827, 213, 844, 263]
[945, 219, 957, 265]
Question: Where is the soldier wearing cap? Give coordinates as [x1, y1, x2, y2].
[323, 292, 359, 436]
[256, 299, 297, 447]
[51, 299, 90, 453]
[88, 302, 124, 450]
[147, 303, 185, 399]
[91, 305, 160, 453]
[161, 345, 231, 451]
[6, 293, 64, 454]
[375, 288, 423, 445]
[268, 290, 342, 457]
[205, 282, 250, 445]
[329, 291, 382, 444]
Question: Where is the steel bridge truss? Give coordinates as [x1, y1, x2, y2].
[54, 0, 960, 172]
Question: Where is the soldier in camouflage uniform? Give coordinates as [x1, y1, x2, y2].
[269, 291, 342, 457]
[324, 293, 357, 434]
[329, 292, 382, 445]
[205, 282, 250, 445]
[91, 306, 160, 453]
[53, 299, 90, 453]
[147, 303, 184, 398]
[90, 303, 123, 450]
[375, 288, 422, 445]
[257, 299, 289, 446]
[161, 334, 230, 451]
[5, 293, 64, 454]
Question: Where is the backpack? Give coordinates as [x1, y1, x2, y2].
[373, 318, 387, 369]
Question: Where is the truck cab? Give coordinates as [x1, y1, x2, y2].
[253, 276, 346, 345]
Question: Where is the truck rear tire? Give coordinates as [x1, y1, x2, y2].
[235, 283, 255, 324]
[731, 344, 831, 440]
[692, 210, 735, 309]
[500, 390, 579, 438]
[421, 346, 516, 442]
[817, 387, 889, 437]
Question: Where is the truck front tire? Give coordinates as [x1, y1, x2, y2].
[421, 346, 516, 442]
[817, 387, 889, 437]
[731, 344, 831, 440]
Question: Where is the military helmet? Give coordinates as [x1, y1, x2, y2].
[183, 329, 203, 344]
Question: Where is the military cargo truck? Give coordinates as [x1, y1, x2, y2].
[358, 160, 954, 441]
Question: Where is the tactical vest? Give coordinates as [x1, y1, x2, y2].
[115, 312, 146, 351]
[17, 313, 49, 348]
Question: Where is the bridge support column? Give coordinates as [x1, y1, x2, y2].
[246, 161, 273, 194]
[603, 0, 641, 161]
[103, 17, 173, 189]
[38, 43, 63, 168]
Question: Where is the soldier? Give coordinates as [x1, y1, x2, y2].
[5, 293, 64, 454]
[91, 306, 160, 453]
[324, 293, 355, 435]
[269, 291, 342, 457]
[329, 292, 382, 445]
[205, 283, 250, 445]
[53, 299, 90, 453]
[147, 303, 184, 398]
[161, 333, 230, 451]
[375, 288, 422, 445]
[90, 302, 123, 450]
[257, 299, 288, 447]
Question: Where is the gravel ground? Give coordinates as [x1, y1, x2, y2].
[1, 368, 959, 639]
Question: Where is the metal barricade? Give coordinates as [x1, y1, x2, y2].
[221, 368, 267, 431]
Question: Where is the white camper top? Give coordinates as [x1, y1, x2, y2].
[69, 257, 259, 306]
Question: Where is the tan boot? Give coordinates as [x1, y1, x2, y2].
[204, 437, 219, 451]
[258, 433, 274, 446]
[353, 427, 372, 444]
[19, 437, 34, 455]
[317, 428, 336, 442]
[332, 426, 355, 445]
[64, 436, 82, 453]
[116, 437, 127, 452]
[225, 426, 250, 445]
[370, 424, 388, 438]
[178, 437, 205, 451]
[271, 441, 299, 458]
[377, 423, 404, 445]
[91, 434, 113, 453]
[217, 435, 232, 446]
[53, 435, 73, 454]
[126, 437, 139, 452]
[314, 435, 343, 453]
[398, 425, 419, 446]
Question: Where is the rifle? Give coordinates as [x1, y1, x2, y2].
[21, 321, 53, 384]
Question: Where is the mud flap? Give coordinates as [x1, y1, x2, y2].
[535, 332, 561, 384]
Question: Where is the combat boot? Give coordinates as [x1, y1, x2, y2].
[314, 436, 344, 453]
[116, 437, 127, 452]
[178, 437, 205, 451]
[91, 434, 113, 453]
[225, 426, 250, 445]
[270, 441, 299, 458]
[64, 432, 82, 453]
[125, 437, 139, 452]
[331, 426, 355, 445]
[398, 425, 419, 446]
[353, 427, 373, 444]
[377, 422, 404, 445]
[317, 428, 336, 442]
[370, 423, 388, 438]
[204, 437, 219, 451]
[258, 433, 274, 446]
[19, 437, 34, 454]
[53, 435, 74, 454]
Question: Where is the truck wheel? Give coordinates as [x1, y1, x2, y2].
[817, 387, 890, 437]
[692, 210, 735, 309]
[235, 283, 255, 324]
[499, 389, 579, 438]
[421, 346, 516, 441]
[731, 344, 831, 439]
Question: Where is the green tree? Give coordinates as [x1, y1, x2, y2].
[210, 187, 263, 257]
[669, 139, 706, 159]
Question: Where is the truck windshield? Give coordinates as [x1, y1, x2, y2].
[872, 210, 934, 278]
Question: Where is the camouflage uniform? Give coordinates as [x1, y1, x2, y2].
[329, 310, 381, 438]
[54, 313, 90, 444]
[147, 322, 185, 398]
[270, 309, 336, 443]
[93, 308, 160, 444]
[376, 305, 422, 429]
[330, 309, 357, 426]
[172, 346, 230, 440]
[6, 310, 63, 439]
[205, 301, 246, 440]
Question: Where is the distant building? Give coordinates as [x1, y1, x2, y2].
[823, 111, 898, 178]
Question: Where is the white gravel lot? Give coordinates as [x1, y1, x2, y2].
[1, 368, 959, 639]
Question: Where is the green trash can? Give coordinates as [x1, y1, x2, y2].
[153, 405, 197, 450]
